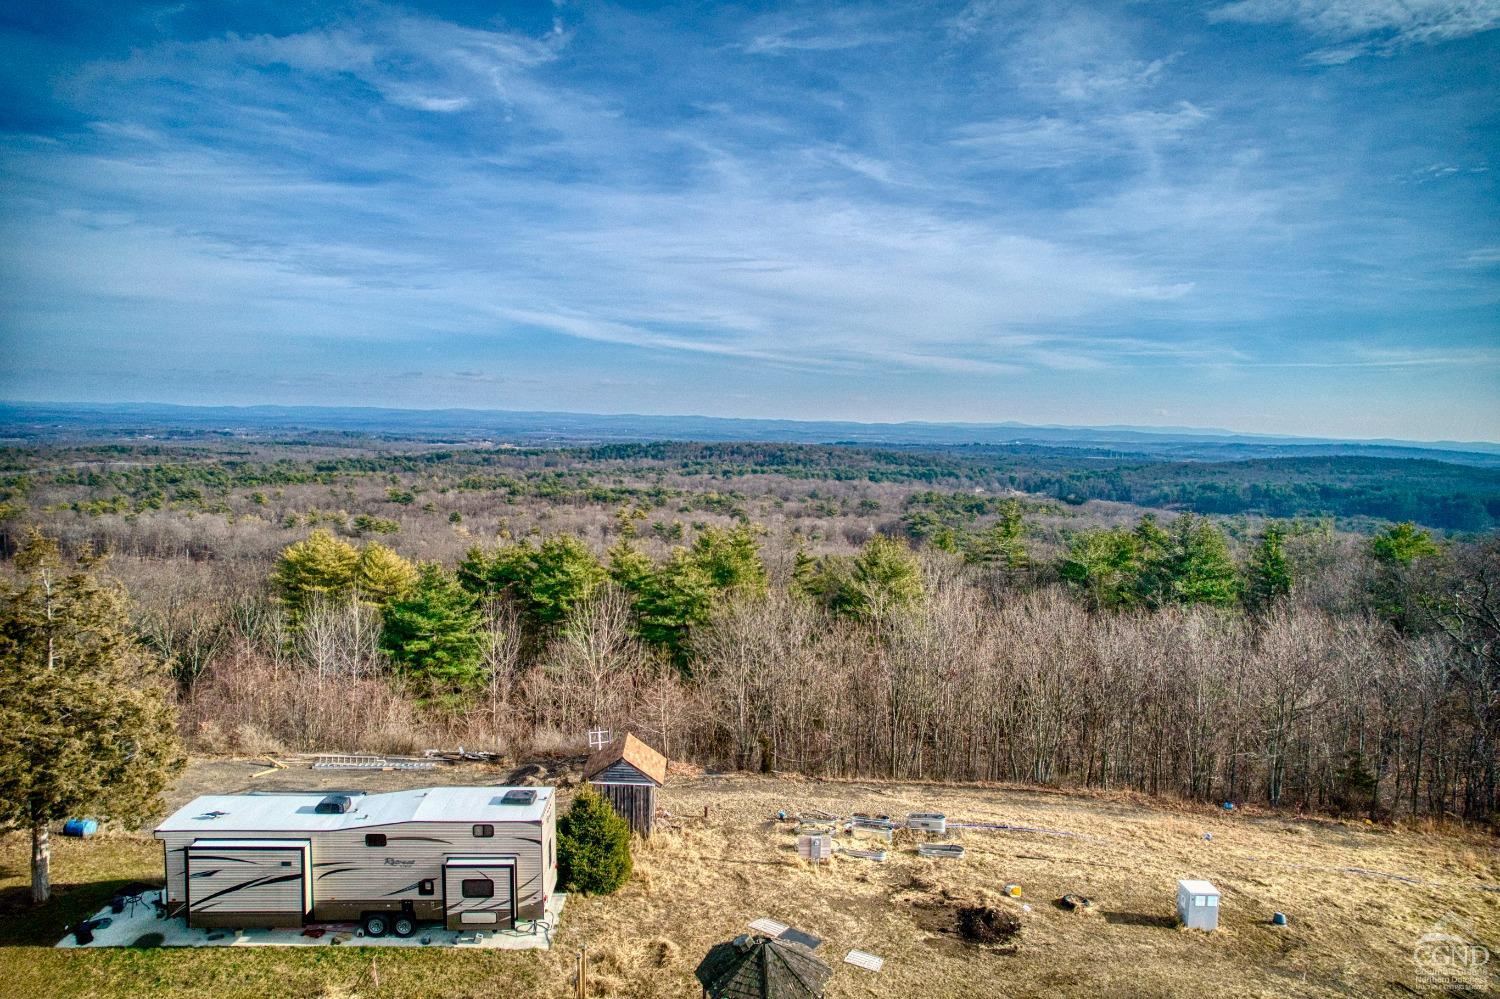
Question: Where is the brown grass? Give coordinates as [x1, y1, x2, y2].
[2, 760, 1496, 998]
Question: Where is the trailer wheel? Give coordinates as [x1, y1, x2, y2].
[392, 916, 416, 938]
[362, 913, 389, 937]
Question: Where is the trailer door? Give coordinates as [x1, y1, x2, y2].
[186, 838, 311, 928]
[442, 856, 516, 930]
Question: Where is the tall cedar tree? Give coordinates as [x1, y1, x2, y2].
[379, 563, 488, 695]
[1243, 524, 1293, 615]
[0, 531, 184, 903]
[557, 787, 632, 895]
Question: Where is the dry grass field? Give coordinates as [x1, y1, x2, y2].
[3, 758, 1496, 998]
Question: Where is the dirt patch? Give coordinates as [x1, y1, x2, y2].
[957, 906, 1022, 947]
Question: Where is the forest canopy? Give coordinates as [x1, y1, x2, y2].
[1, 435, 1496, 825]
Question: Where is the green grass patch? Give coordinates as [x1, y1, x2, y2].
[0, 833, 553, 999]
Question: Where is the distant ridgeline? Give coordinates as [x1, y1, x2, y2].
[1, 403, 1498, 532]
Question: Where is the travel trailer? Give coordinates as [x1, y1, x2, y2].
[153, 786, 557, 937]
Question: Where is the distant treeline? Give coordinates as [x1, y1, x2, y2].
[1004, 456, 1500, 531]
[11, 441, 1493, 531]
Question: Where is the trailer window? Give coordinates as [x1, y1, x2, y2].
[365, 834, 387, 847]
[472, 824, 494, 838]
[461, 878, 494, 899]
[419, 879, 435, 896]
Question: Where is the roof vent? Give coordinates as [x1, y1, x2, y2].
[500, 789, 537, 806]
[315, 794, 354, 814]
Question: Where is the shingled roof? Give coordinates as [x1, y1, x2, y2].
[694, 935, 831, 999]
[582, 732, 668, 787]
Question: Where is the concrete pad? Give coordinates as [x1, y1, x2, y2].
[56, 891, 565, 951]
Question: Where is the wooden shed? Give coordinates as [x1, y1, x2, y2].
[583, 733, 667, 837]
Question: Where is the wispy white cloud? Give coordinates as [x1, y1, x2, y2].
[739, 8, 896, 55]
[0, 1, 1495, 436]
[951, 101, 1209, 169]
[1209, 0, 1500, 62]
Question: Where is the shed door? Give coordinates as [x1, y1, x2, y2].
[443, 857, 516, 930]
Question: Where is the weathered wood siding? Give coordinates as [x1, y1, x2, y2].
[591, 781, 656, 837]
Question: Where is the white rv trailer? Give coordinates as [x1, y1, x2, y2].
[153, 787, 557, 936]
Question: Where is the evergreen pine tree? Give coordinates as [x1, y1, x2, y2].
[557, 787, 632, 895]
[1130, 515, 1174, 607]
[1059, 527, 1143, 610]
[833, 536, 924, 622]
[355, 542, 419, 606]
[1366, 522, 1440, 631]
[690, 525, 768, 593]
[1369, 522, 1440, 566]
[789, 546, 821, 601]
[965, 500, 1029, 569]
[631, 550, 717, 660]
[0, 530, 184, 903]
[1163, 514, 1240, 608]
[1243, 523, 1293, 614]
[379, 563, 488, 695]
[274, 528, 360, 620]
[458, 536, 605, 631]
[527, 535, 607, 626]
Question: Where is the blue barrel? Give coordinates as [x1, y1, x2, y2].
[62, 819, 98, 837]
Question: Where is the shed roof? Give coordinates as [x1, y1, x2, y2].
[695, 935, 832, 999]
[583, 732, 667, 786]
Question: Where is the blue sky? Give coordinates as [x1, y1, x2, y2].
[1, 1, 1496, 440]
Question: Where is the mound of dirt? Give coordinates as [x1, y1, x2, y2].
[957, 906, 1021, 946]
[507, 763, 546, 785]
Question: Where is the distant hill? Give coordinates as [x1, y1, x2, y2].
[3, 401, 1497, 466]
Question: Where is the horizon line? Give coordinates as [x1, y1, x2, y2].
[3, 398, 1498, 451]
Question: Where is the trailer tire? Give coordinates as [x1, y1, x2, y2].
[392, 916, 416, 938]
[362, 913, 389, 937]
